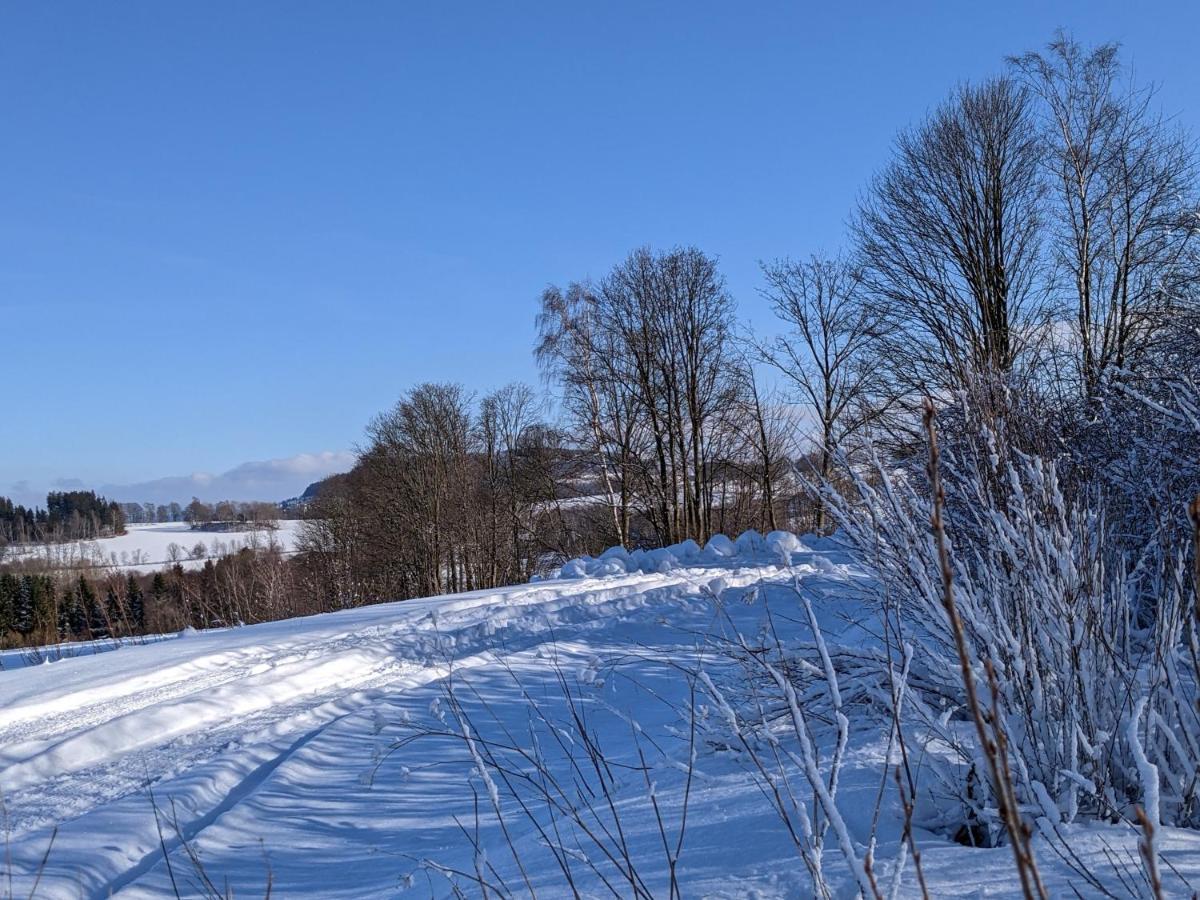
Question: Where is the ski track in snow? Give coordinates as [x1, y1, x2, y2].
[1, 558, 816, 898]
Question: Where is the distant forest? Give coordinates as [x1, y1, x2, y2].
[117, 498, 285, 528]
[0, 493, 292, 551]
[0, 547, 308, 650]
[0, 491, 126, 545]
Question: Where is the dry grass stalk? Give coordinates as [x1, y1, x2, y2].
[922, 398, 1047, 900]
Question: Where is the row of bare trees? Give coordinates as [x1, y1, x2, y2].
[851, 37, 1198, 419]
[758, 35, 1199, 518]
[300, 383, 586, 608]
[183, 498, 282, 528]
[300, 275, 811, 610]
[1016, 38, 1199, 398]
[537, 246, 790, 548]
[522, 42, 1197, 559]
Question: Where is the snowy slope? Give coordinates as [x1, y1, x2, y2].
[6, 520, 308, 573]
[2, 533, 1198, 898]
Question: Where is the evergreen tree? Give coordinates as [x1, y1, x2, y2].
[126, 573, 145, 633]
[57, 589, 78, 640]
[0, 572, 18, 638]
[13, 576, 35, 635]
[105, 583, 124, 637]
[79, 576, 105, 637]
[150, 572, 167, 630]
[33, 575, 56, 638]
[14, 575, 57, 639]
[57, 579, 88, 639]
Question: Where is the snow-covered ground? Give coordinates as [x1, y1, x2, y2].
[4, 520, 309, 573]
[2, 533, 1197, 897]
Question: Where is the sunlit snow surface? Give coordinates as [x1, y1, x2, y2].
[2, 534, 1198, 897]
[5, 520, 309, 573]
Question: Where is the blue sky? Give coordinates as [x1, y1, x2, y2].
[2, 2, 1198, 502]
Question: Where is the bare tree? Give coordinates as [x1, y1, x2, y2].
[598, 246, 739, 544]
[301, 381, 569, 606]
[1012, 34, 1200, 397]
[726, 362, 800, 534]
[537, 282, 643, 548]
[539, 247, 739, 546]
[759, 255, 886, 532]
[358, 383, 477, 597]
[479, 382, 548, 584]
[855, 77, 1047, 400]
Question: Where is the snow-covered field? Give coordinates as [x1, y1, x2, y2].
[4, 520, 309, 573]
[2, 533, 1198, 897]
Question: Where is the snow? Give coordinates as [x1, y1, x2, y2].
[5, 520, 309, 573]
[545, 529, 841, 580]
[1, 532, 1198, 897]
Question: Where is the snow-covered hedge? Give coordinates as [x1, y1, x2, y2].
[543, 529, 812, 580]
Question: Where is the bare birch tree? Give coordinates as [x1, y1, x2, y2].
[759, 254, 885, 531]
[1012, 34, 1200, 397]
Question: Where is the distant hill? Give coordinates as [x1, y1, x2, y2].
[280, 473, 347, 511]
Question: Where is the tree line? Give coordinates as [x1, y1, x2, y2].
[118, 501, 187, 524]
[0, 491, 287, 551]
[0, 491, 126, 546]
[0, 544, 321, 651]
[118, 498, 299, 526]
[181, 498, 283, 529]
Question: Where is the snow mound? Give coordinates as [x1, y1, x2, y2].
[548, 529, 814, 579]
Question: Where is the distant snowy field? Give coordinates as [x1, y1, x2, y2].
[2, 532, 1198, 897]
[5, 520, 309, 573]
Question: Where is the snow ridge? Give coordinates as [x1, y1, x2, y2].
[548, 528, 819, 579]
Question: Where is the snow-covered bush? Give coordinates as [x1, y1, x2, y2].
[824, 395, 1200, 844]
[1065, 370, 1200, 620]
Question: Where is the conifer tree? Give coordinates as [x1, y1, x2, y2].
[105, 583, 125, 637]
[13, 575, 35, 635]
[79, 576, 105, 638]
[55, 578, 86, 638]
[126, 573, 145, 633]
[0, 572, 18, 639]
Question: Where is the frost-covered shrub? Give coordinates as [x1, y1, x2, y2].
[825, 399, 1200, 837]
[1064, 370, 1200, 618]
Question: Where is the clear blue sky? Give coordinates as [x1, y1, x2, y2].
[2, 1, 1198, 499]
